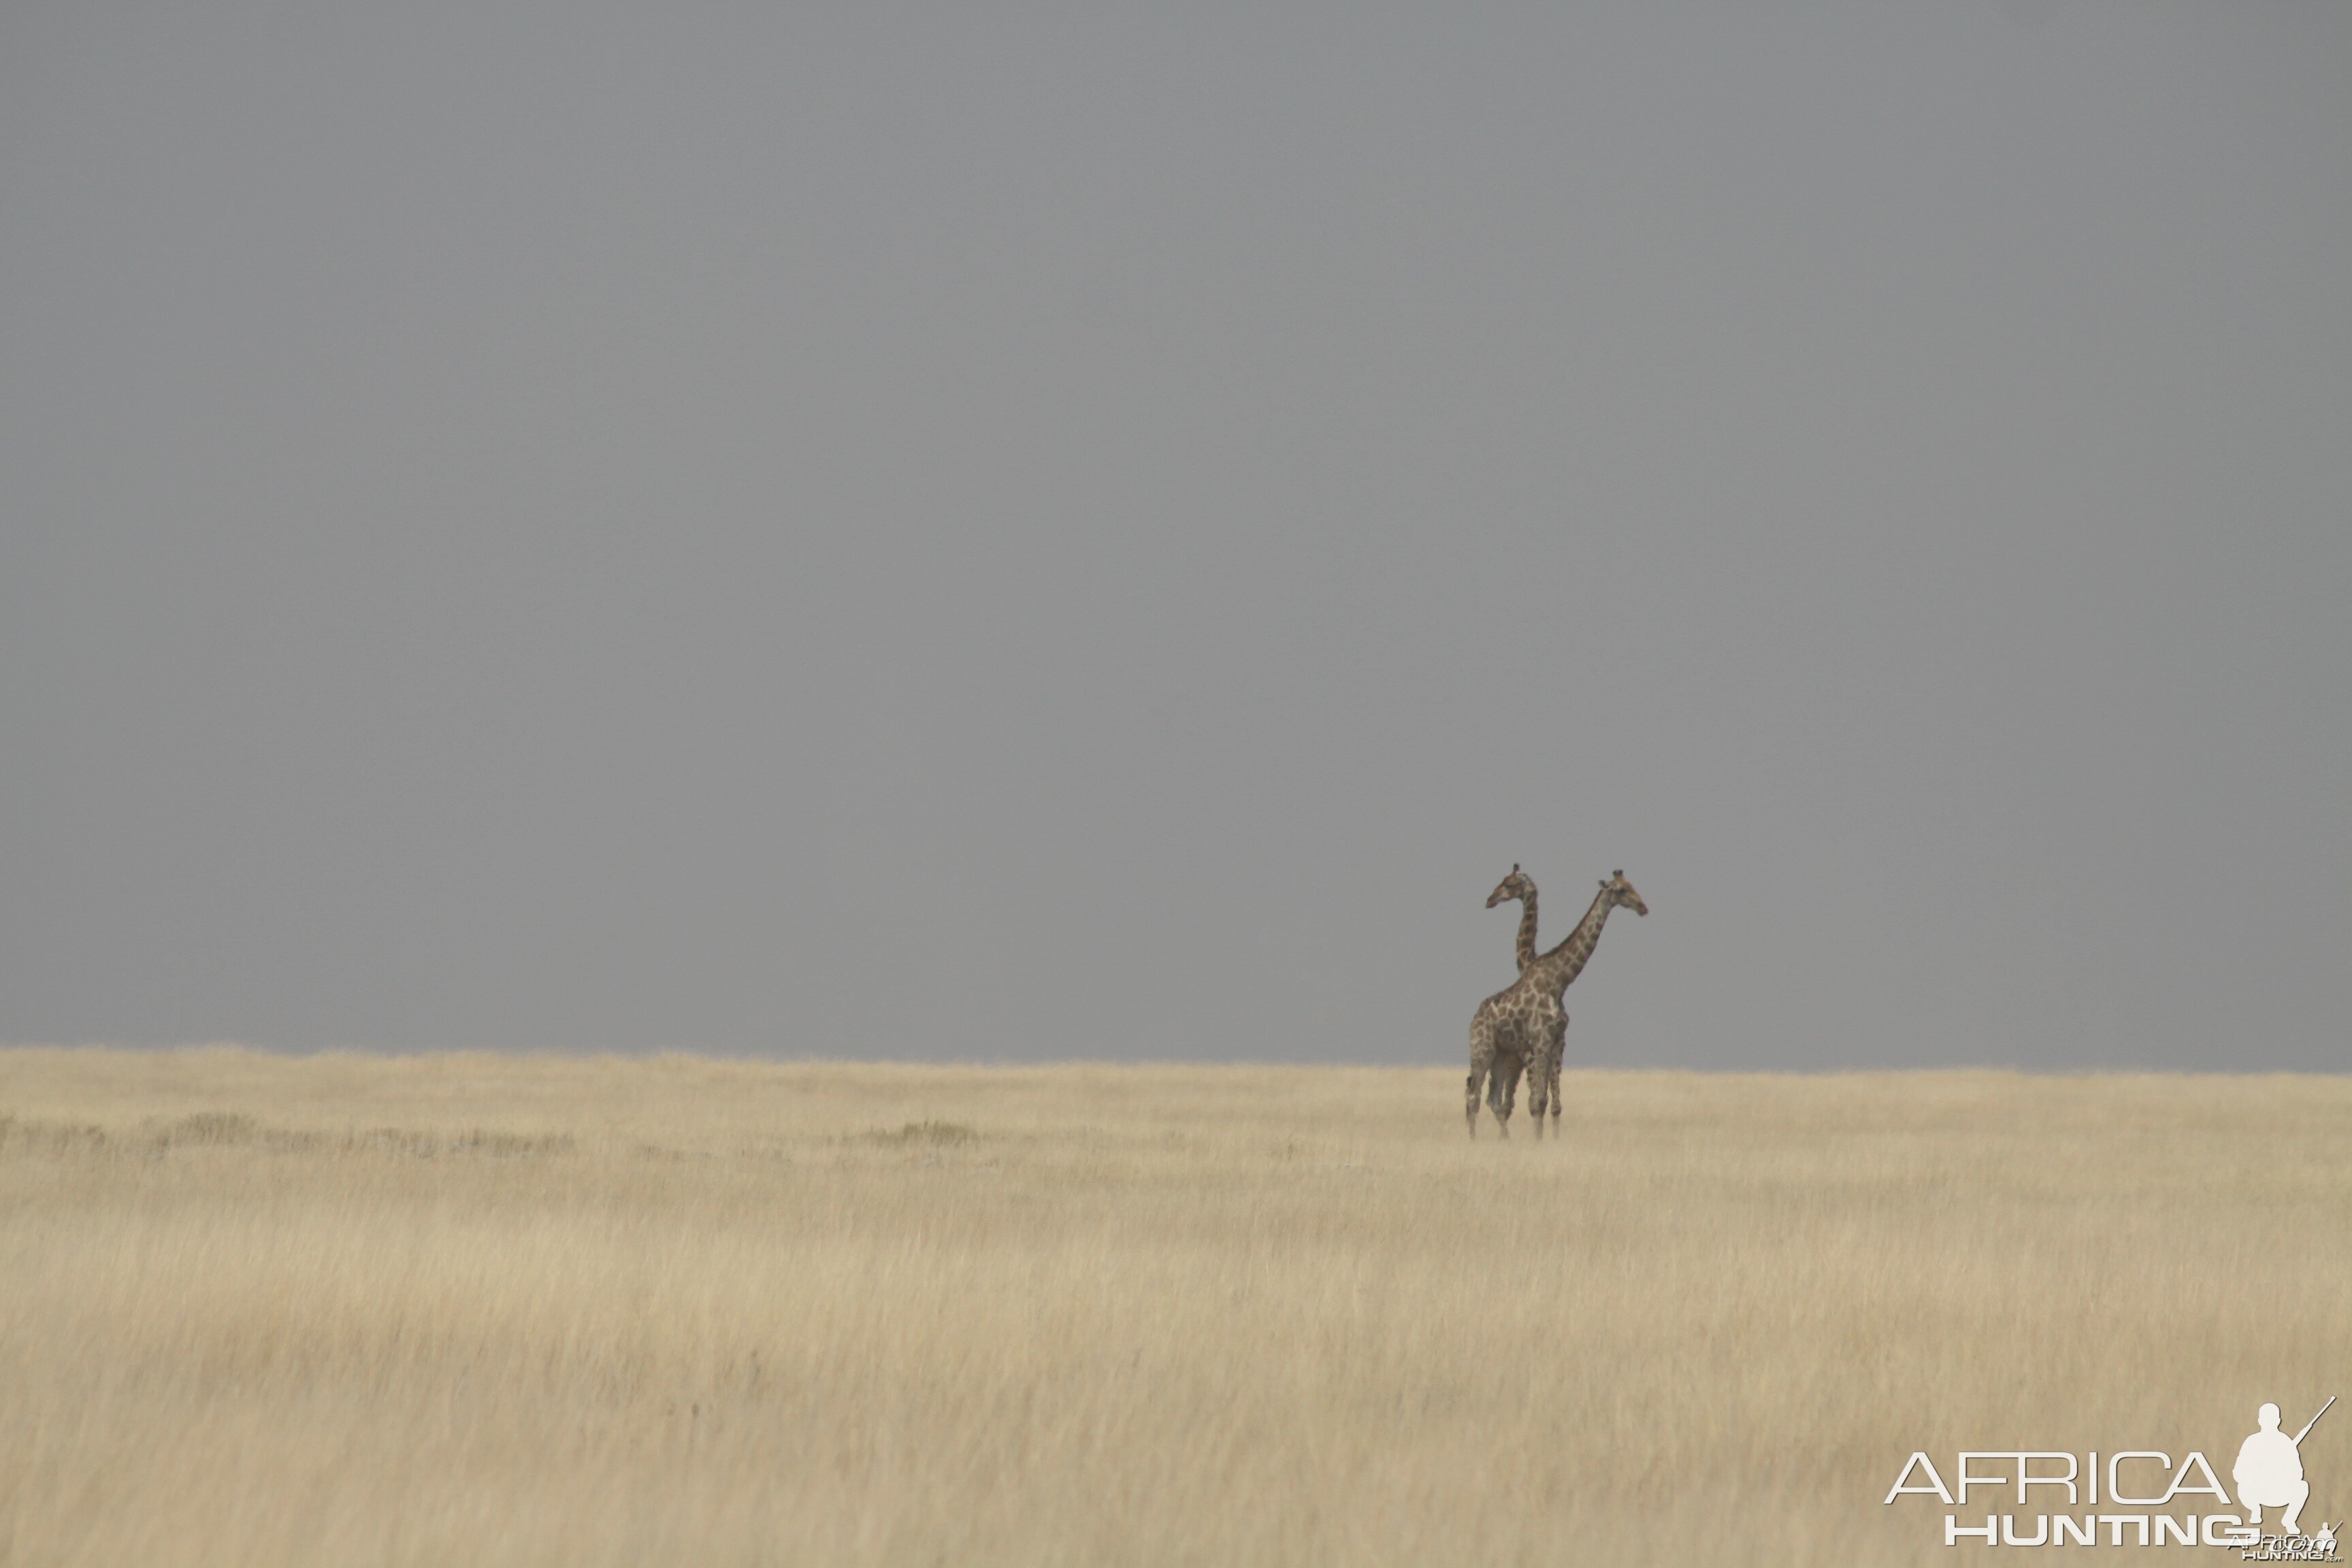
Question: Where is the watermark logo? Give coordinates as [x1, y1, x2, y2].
[1884, 1397, 2337, 1555]
[2240, 1401, 2328, 1541]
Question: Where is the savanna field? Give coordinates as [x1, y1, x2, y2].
[2, 1048, 2347, 1567]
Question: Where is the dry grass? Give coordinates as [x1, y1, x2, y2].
[1, 1047, 2347, 1566]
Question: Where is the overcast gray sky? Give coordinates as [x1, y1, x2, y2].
[2, 2, 2345, 1069]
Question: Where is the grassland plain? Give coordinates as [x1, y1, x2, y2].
[1, 1048, 2347, 1567]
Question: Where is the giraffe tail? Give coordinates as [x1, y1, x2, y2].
[1487, 1072, 1507, 1115]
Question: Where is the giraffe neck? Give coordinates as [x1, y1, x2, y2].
[1513, 885, 1539, 972]
[1530, 888, 1616, 998]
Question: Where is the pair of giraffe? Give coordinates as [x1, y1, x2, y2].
[1466, 865, 1647, 1138]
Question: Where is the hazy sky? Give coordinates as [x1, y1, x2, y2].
[2, 2, 2345, 1068]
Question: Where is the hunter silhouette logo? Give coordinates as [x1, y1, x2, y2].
[2240, 1399, 2332, 1537]
[1884, 1395, 2338, 1554]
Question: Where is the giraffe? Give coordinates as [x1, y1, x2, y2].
[1469, 865, 1542, 1132]
[1466, 868, 1647, 1139]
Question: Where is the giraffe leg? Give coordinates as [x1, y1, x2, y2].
[1466, 1017, 1494, 1139]
[1514, 1025, 1552, 1132]
[1485, 1049, 1512, 1116]
[1547, 1018, 1568, 1135]
[1492, 1054, 1518, 1139]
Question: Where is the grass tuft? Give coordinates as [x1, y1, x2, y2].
[866, 1119, 980, 1146]
[153, 1111, 259, 1147]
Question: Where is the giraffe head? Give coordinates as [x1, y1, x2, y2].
[1599, 870, 1648, 916]
[1486, 864, 1536, 909]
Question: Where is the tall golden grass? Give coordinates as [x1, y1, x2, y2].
[2, 1047, 2346, 1565]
